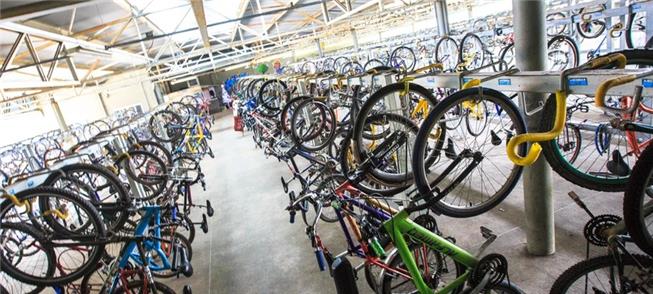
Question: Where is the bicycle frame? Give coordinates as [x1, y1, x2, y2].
[383, 210, 477, 294]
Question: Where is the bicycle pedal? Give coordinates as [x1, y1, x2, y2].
[183, 285, 193, 294]
[490, 130, 501, 146]
[445, 138, 457, 160]
[206, 200, 214, 217]
[200, 214, 208, 233]
[480, 226, 495, 240]
[606, 150, 630, 177]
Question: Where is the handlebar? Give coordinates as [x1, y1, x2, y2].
[506, 53, 627, 166]
[595, 69, 653, 114]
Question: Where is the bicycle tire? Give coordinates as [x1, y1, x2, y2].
[624, 144, 653, 255]
[548, 35, 579, 70]
[132, 140, 173, 165]
[112, 280, 176, 294]
[352, 82, 440, 185]
[364, 59, 386, 71]
[390, 46, 416, 71]
[339, 130, 410, 196]
[541, 49, 653, 191]
[575, 8, 606, 39]
[435, 36, 459, 71]
[290, 99, 337, 152]
[412, 87, 526, 217]
[43, 163, 130, 233]
[149, 110, 184, 143]
[0, 223, 55, 293]
[280, 96, 309, 134]
[257, 79, 288, 114]
[459, 33, 486, 70]
[152, 232, 193, 278]
[0, 187, 106, 286]
[550, 254, 653, 294]
[118, 150, 168, 200]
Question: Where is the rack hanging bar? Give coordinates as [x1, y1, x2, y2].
[285, 69, 653, 97]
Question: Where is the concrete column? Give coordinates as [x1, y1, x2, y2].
[49, 95, 69, 131]
[513, 0, 555, 256]
[351, 28, 359, 51]
[433, 0, 450, 36]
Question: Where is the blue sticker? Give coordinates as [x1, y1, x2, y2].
[426, 77, 435, 83]
[568, 78, 588, 86]
[462, 77, 472, 83]
[498, 79, 511, 86]
[643, 79, 653, 88]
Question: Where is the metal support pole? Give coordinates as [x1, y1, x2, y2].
[98, 92, 110, 117]
[49, 95, 69, 131]
[434, 0, 450, 36]
[315, 38, 324, 57]
[321, 0, 330, 23]
[351, 28, 359, 51]
[513, 0, 555, 256]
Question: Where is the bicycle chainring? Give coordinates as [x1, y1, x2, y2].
[413, 214, 439, 234]
[583, 214, 621, 247]
[469, 253, 508, 288]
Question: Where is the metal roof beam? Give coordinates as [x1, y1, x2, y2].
[0, 22, 152, 64]
[0, 0, 101, 24]
[190, 0, 211, 49]
[327, 0, 380, 25]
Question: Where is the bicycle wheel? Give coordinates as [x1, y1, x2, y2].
[0, 187, 106, 286]
[497, 43, 515, 71]
[547, 35, 579, 71]
[459, 33, 486, 70]
[0, 223, 54, 293]
[315, 174, 347, 223]
[120, 150, 168, 188]
[412, 88, 526, 217]
[435, 36, 459, 72]
[43, 163, 130, 233]
[541, 49, 653, 191]
[626, 11, 648, 48]
[151, 232, 193, 278]
[341, 61, 364, 75]
[280, 96, 308, 134]
[149, 110, 184, 142]
[550, 254, 653, 293]
[546, 12, 568, 36]
[390, 46, 416, 71]
[352, 82, 441, 185]
[339, 130, 412, 196]
[257, 79, 288, 117]
[576, 8, 606, 39]
[131, 140, 173, 165]
[380, 243, 464, 294]
[113, 280, 176, 294]
[624, 144, 653, 255]
[166, 102, 195, 125]
[290, 99, 337, 152]
[364, 59, 386, 71]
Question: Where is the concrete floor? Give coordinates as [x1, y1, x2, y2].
[166, 113, 635, 293]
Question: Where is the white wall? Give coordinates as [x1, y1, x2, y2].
[0, 69, 159, 145]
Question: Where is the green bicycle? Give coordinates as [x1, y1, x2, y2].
[382, 200, 524, 294]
